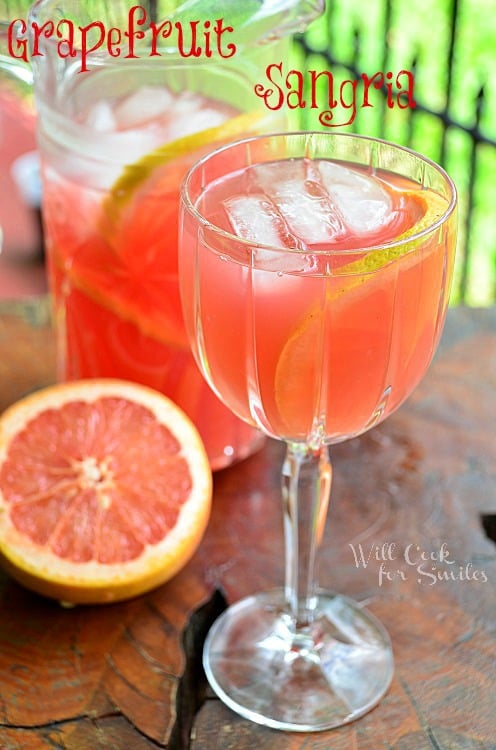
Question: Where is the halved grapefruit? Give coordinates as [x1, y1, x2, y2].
[0, 380, 212, 604]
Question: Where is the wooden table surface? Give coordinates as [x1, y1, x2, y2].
[0, 298, 495, 750]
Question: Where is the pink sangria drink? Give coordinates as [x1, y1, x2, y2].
[180, 138, 457, 444]
[179, 133, 457, 731]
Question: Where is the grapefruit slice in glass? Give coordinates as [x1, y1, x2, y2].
[273, 189, 450, 436]
[0, 379, 212, 604]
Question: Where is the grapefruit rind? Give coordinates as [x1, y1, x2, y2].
[341, 190, 449, 276]
[0, 379, 212, 604]
[103, 109, 264, 225]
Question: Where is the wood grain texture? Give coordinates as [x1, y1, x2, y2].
[0, 301, 495, 749]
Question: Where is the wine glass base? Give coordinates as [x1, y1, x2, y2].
[203, 589, 394, 732]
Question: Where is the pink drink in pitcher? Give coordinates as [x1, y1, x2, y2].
[43, 83, 270, 470]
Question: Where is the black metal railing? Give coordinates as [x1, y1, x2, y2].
[293, 0, 496, 305]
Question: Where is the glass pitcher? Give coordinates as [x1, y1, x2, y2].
[0, 0, 324, 470]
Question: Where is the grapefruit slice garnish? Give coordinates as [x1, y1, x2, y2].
[341, 189, 449, 275]
[0, 380, 212, 604]
[273, 190, 449, 431]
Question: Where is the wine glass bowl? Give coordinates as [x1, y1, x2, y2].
[179, 132, 457, 731]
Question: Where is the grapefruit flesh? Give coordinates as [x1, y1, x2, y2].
[0, 380, 212, 604]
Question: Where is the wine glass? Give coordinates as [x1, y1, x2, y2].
[178, 132, 457, 731]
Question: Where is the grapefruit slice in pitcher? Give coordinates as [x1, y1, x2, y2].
[51, 111, 265, 351]
[0, 380, 212, 604]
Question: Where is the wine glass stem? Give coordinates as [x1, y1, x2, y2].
[281, 442, 332, 629]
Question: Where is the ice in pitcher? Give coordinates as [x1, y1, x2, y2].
[78, 84, 237, 185]
[84, 84, 235, 140]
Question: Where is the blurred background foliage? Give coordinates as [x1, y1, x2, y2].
[292, 0, 496, 306]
